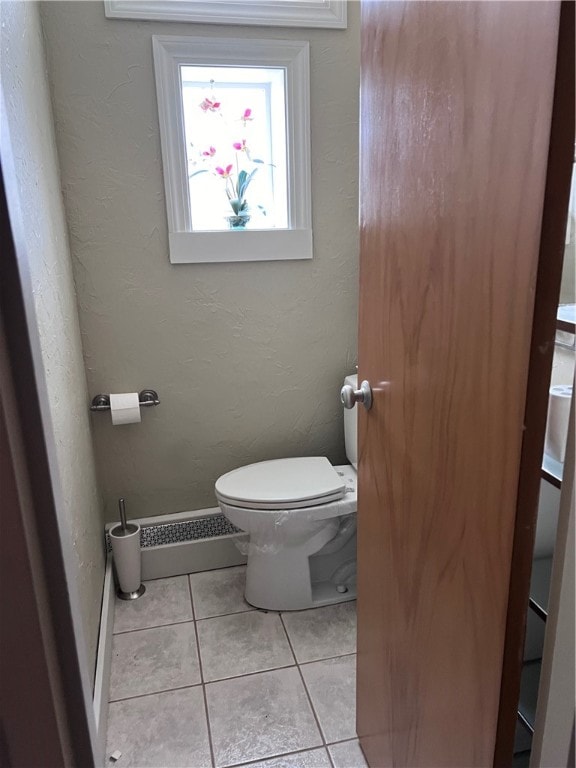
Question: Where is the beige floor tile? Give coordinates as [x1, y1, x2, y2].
[197, 611, 294, 681]
[109, 622, 200, 700]
[113, 575, 192, 633]
[190, 566, 252, 619]
[329, 739, 368, 768]
[301, 655, 357, 743]
[206, 667, 322, 767]
[281, 601, 356, 662]
[106, 687, 210, 767]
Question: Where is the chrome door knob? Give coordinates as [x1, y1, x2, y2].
[341, 380, 373, 411]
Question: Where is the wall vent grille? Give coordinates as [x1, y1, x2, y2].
[106, 513, 241, 551]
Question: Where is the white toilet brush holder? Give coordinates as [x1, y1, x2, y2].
[109, 498, 145, 600]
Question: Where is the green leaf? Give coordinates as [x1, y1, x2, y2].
[230, 199, 248, 214]
[238, 168, 258, 200]
[189, 169, 208, 178]
[236, 169, 248, 194]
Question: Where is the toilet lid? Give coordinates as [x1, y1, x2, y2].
[215, 457, 346, 510]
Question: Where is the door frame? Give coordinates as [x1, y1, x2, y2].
[0, 106, 98, 765]
[494, 2, 575, 764]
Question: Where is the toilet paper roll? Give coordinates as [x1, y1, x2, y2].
[544, 384, 573, 464]
[110, 392, 141, 425]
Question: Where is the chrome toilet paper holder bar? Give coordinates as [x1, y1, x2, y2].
[90, 389, 160, 412]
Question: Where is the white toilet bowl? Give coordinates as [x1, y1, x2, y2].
[215, 374, 359, 611]
[216, 457, 357, 610]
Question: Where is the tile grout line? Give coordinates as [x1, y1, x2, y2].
[203, 662, 297, 686]
[109, 664, 299, 705]
[114, 588, 354, 631]
[109, 682, 204, 705]
[107, 650, 359, 705]
[275, 611, 297, 670]
[325, 737, 362, 748]
[298, 651, 356, 667]
[188, 574, 217, 768]
[113, 616, 196, 636]
[225, 744, 332, 768]
[278, 613, 334, 767]
[195, 607, 257, 622]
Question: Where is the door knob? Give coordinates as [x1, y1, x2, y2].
[341, 380, 373, 411]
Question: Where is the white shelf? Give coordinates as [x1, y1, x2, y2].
[557, 303, 576, 334]
[541, 452, 563, 488]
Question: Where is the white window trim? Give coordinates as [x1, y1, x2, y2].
[152, 35, 312, 264]
[106, 1, 347, 30]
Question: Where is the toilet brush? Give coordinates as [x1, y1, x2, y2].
[119, 497, 128, 532]
[109, 498, 145, 600]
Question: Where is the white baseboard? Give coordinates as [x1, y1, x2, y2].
[93, 555, 114, 757]
[141, 534, 247, 580]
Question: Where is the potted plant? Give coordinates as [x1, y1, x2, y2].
[190, 99, 268, 230]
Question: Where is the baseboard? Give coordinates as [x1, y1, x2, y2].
[93, 555, 114, 757]
[140, 534, 247, 579]
[104, 507, 247, 581]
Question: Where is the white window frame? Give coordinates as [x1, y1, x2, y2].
[152, 36, 312, 264]
[106, 1, 347, 30]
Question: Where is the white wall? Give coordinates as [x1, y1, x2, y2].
[41, 1, 360, 521]
[1, 0, 105, 674]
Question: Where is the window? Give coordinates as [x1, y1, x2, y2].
[153, 36, 312, 263]
[181, 65, 288, 232]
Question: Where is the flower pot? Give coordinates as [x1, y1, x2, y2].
[227, 214, 251, 229]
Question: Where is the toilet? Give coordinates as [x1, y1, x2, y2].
[215, 374, 358, 611]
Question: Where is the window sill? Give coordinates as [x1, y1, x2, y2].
[168, 229, 313, 264]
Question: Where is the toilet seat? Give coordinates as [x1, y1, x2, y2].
[215, 456, 346, 510]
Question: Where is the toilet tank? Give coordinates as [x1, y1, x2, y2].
[343, 374, 358, 469]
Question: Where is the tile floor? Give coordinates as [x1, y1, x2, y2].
[106, 566, 367, 768]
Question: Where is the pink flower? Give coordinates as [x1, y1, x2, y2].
[202, 146, 217, 157]
[241, 108, 253, 126]
[215, 165, 233, 178]
[199, 98, 221, 112]
[232, 139, 248, 152]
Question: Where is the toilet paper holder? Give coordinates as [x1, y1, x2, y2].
[90, 389, 160, 412]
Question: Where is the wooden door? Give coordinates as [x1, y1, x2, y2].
[356, 2, 562, 766]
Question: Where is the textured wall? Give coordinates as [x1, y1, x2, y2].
[41, 1, 360, 522]
[1, 1, 105, 674]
